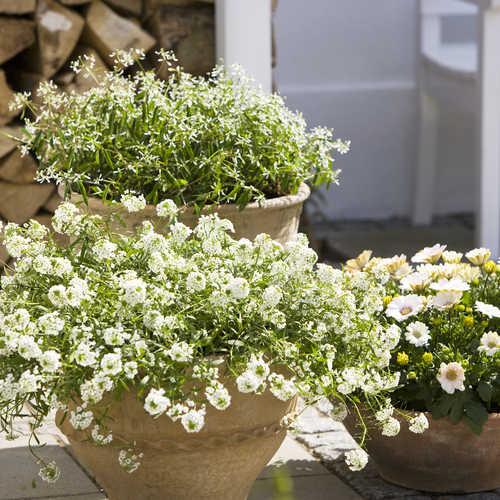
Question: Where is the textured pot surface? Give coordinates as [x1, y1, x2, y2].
[57, 372, 297, 500]
[60, 184, 310, 245]
[343, 407, 500, 493]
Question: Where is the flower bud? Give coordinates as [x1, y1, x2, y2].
[433, 317, 442, 326]
[408, 371, 416, 379]
[397, 352, 409, 365]
[422, 352, 433, 363]
[383, 296, 393, 307]
[482, 320, 489, 328]
[464, 316, 474, 328]
[458, 304, 465, 312]
[483, 260, 497, 274]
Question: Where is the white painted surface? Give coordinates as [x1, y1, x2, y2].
[273, 0, 476, 222]
[215, 0, 272, 92]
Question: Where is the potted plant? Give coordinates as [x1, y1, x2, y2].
[8, 49, 349, 244]
[341, 245, 500, 493]
[0, 201, 393, 499]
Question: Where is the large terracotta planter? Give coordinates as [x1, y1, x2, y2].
[343, 407, 500, 493]
[59, 184, 310, 245]
[56, 371, 297, 500]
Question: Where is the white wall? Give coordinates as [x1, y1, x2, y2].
[273, 0, 475, 221]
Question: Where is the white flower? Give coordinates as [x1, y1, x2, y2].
[39, 462, 60, 483]
[405, 321, 430, 347]
[48, 285, 67, 307]
[100, 353, 122, 376]
[409, 413, 429, 433]
[475, 301, 500, 319]
[121, 278, 147, 306]
[227, 277, 250, 299]
[411, 244, 446, 264]
[465, 247, 491, 265]
[262, 285, 282, 309]
[205, 382, 231, 410]
[478, 331, 500, 356]
[166, 342, 193, 362]
[70, 409, 94, 430]
[429, 277, 469, 293]
[93, 239, 117, 261]
[181, 407, 206, 433]
[431, 291, 462, 311]
[381, 417, 400, 437]
[345, 448, 369, 471]
[156, 199, 178, 218]
[186, 272, 206, 292]
[437, 362, 465, 394]
[39, 351, 62, 373]
[385, 295, 423, 321]
[121, 192, 146, 212]
[144, 388, 170, 416]
[399, 272, 431, 292]
[269, 373, 297, 401]
[236, 371, 266, 393]
[170, 222, 192, 243]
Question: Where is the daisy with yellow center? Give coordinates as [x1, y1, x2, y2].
[478, 331, 500, 356]
[385, 295, 423, 322]
[431, 291, 462, 311]
[399, 272, 431, 292]
[437, 362, 465, 394]
[465, 247, 491, 266]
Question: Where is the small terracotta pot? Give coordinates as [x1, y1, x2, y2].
[343, 406, 500, 493]
[58, 184, 310, 245]
[56, 366, 297, 500]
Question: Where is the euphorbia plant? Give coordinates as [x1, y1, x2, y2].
[9, 49, 348, 212]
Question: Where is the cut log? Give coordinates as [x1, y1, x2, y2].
[0, 182, 55, 224]
[59, 0, 92, 4]
[43, 189, 63, 214]
[0, 69, 21, 126]
[81, 1, 156, 68]
[0, 16, 36, 65]
[103, 0, 142, 17]
[0, 150, 38, 184]
[0, 126, 24, 160]
[27, 0, 85, 78]
[148, 4, 214, 78]
[0, 0, 36, 14]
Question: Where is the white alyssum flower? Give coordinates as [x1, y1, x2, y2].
[121, 192, 146, 212]
[181, 407, 206, 433]
[121, 278, 147, 306]
[100, 353, 122, 376]
[70, 408, 94, 430]
[227, 277, 250, 300]
[186, 272, 206, 292]
[156, 199, 178, 218]
[39, 351, 62, 373]
[262, 285, 282, 309]
[166, 342, 193, 362]
[345, 448, 369, 471]
[205, 382, 231, 410]
[170, 222, 192, 243]
[381, 417, 400, 437]
[269, 373, 297, 401]
[93, 239, 117, 261]
[118, 449, 142, 473]
[409, 413, 429, 433]
[39, 462, 61, 483]
[144, 388, 170, 417]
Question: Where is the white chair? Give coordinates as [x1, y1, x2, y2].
[412, 0, 500, 259]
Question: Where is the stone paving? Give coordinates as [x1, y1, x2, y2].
[298, 402, 500, 500]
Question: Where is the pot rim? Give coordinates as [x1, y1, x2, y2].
[58, 183, 311, 215]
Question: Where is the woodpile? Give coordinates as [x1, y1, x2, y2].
[0, 0, 217, 270]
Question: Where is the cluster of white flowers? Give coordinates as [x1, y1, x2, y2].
[118, 449, 143, 473]
[121, 192, 146, 212]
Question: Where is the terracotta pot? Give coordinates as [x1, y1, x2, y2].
[58, 184, 310, 245]
[56, 369, 297, 500]
[343, 406, 500, 493]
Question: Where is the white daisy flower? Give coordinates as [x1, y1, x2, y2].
[411, 244, 446, 264]
[385, 295, 423, 322]
[475, 301, 500, 319]
[465, 247, 491, 266]
[478, 331, 500, 356]
[405, 321, 430, 347]
[429, 277, 469, 293]
[399, 272, 431, 292]
[437, 362, 465, 394]
[431, 291, 462, 311]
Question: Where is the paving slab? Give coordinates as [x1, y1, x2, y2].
[249, 436, 363, 500]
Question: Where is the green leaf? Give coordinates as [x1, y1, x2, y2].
[463, 416, 484, 436]
[461, 291, 470, 305]
[450, 401, 463, 425]
[138, 375, 150, 397]
[478, 380, 494, 402]
[32, 480, 36, 489]
[464, 400, 489, 427]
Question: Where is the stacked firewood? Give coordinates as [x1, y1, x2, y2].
[0, 0, 215, 269]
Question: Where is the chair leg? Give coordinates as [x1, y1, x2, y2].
[412, 91, 439, 226]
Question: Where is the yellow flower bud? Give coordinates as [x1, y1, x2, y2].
[433, 317, 442, 326]
[483, 260, 497, 274]
[466, 307, 473, 314]
[383, 296, 393, 307]
[482, 320, 489, 328]
[464, 316, 474, 327]
[422, 352, 433, 363]
[458, 304, 465, 312]
[473, 279, 480, 286]
[397, 352, 409, 365]
[408, 371, 416, 379]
